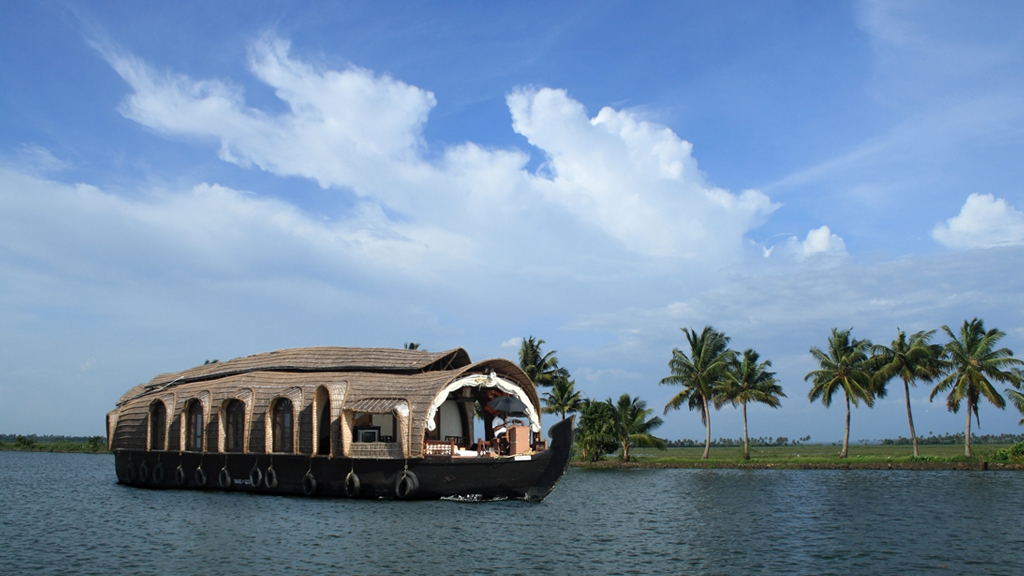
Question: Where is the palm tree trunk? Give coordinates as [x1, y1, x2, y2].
[742, 402, 750, 460]
[964, 397, 973, 457]
[902, 378, 919, 458]
[840, 393, 850, 459]
[622, 439, 630, 462]
[702, 394, 711, 460]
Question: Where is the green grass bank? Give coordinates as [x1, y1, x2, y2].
[573, 443, 1024, 470]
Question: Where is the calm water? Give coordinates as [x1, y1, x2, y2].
[1, 452, 1022, 575]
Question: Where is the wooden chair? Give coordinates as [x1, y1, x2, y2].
[531, 431, 547, 452]
[475, 438, 497, 456]
[495, 435, 510, 456]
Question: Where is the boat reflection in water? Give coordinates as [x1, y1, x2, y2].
[107, 346, 574, 500]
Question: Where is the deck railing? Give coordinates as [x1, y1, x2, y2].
[424, 438, 456, 457]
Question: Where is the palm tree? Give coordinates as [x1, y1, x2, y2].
[805, 328, 875, 459]
[518, 336, 569, 387]
[660, 326, 734, 459]
[605, 394, 665, 462]
[575, 399, 618, 462]
[871, 329, 945, 457]
[541, 376, 584, 420]
[715, 349, 786, 460]
[930, 318, 1023, 456]
[403, 342, 421, 350]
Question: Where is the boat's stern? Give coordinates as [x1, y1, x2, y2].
[524, 415, 575, 501]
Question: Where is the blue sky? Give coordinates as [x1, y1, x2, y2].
[3, 1, 1024, 443]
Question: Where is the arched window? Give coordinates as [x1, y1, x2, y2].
[186, 400, 204, 452]
[149, 401, 166, 450]
[223, 399, 246, 453]
[272, 398, 293, 453]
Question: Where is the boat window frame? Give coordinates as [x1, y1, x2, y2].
[341, 399, 409, 458]
[351, 411, 398, 443]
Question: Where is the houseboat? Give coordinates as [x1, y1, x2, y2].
[107, 346, 575, 501]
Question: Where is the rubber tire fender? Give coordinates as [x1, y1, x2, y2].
[344, 471, 361, 498]
[218, 468, 232, 489]
[139, 462, 150, 483]
[174, 465, 186, 487]
[125, 463, 136, 484]
[394, 470, 419, 499]
[195, 467, 208, 487]
[249, 465, 263, 488]
[264, 467, 278, 489]
[302, 472, 317, 496]
[152, 463, 165, 484]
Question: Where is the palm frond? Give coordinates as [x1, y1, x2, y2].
[1007, 386, 1024, 425]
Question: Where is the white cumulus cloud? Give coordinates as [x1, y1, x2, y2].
[508, 87, 777, 259]
[98, 35, 780, 265]
[0, 168, 474, 284]
[104, 36, 437, 202]
[772, 225, 848, 262]
[933, 193, 1024, 249]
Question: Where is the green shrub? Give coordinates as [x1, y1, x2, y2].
[14, 435, 34, 449]
[992, 441, 1024, 462]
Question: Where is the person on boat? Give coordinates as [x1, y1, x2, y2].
[493, 421, 508, 438]
[490, 416, 511, 455]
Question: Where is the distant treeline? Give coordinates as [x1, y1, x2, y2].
[662, 432, 1024, 448]
[0, 434, 97, 443]
[878, 433, 1024, 446]
[667, 436, 808, 448]
[0, 434, 107, 453]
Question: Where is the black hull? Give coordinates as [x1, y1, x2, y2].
[114, 416, 575, 501]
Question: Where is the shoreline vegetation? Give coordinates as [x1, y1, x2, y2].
[0, 435, 108, 454]
[572, 460, 1024, 471]
[571, 442, 1024, 471]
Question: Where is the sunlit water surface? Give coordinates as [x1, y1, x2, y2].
[1, 452, 1022, 575]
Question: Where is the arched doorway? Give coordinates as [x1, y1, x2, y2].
[317, 397, 331, 455]
[149, 401, 166, 451]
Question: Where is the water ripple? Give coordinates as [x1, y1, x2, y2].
[1, 453, 1023, 575]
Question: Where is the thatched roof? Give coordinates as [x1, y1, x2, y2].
[131, 346, 472, 399]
